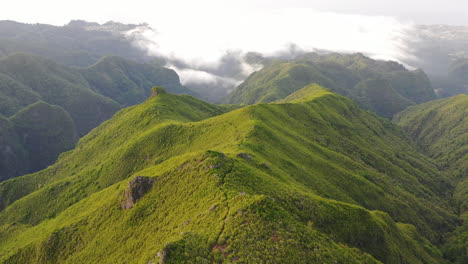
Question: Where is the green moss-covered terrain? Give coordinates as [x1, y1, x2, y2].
[395, 95, 468, 263]
[0, 101, 77, 181]
[0, 53, 193, 180]
[226, 53, 436, 118]
[0, 85, 461, 263]
[0, 114, 27, 181]
[0, 53, 191, 135]
[79, 56, 191, 106]
[0, 53, 120, 135]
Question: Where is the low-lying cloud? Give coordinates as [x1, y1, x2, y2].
[125, 7, 416, 101]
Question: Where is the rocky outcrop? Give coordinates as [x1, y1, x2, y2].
[151, 86, 167, 97]
[236, 152, 252, 160]
[121, 176, 155, 209]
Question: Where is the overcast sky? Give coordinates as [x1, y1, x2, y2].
[2, 0, 468, 26]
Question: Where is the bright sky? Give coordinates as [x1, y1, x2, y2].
[2, 0, 468, 26]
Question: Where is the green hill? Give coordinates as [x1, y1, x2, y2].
[79, 56, 191, 106]
[394, 95, 468, 263]
[0, 53, 193, 131]
[0, 101, 77, 181]
[0, 53, 120, 135]
[0, 86, 459, 263]
[10, 102, 78, 175]
[0, 114, 27, 180]
[0, 53, 193, 135]
[446, 60, 468, 96]
[0, 53, 194, 181]
[226, 53, 436, 118]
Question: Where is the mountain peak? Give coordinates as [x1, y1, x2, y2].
[150, 86, 167, 97]
[277, 83, 333, 103]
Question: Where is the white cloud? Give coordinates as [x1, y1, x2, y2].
[124, 7, 416, 87]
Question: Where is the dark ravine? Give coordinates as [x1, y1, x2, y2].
[394, 94, 468, 263]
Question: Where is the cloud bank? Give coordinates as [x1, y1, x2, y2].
[125, 7, 416, 100]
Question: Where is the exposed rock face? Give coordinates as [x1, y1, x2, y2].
[151, 86, 167, 97]
[121, 176, 155, 209]
[157, 243, 170, 264]
[237, 152, 252, 160]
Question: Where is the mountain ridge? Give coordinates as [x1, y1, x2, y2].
[0, 53, 193, 180]
[0, 86, 459, 263]
[225, 53, 436, 118]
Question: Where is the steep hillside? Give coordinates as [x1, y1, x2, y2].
[79, 56, 191, 106]
[0, 53, 193, 181]
[0, 86, 459, 263]
[0, 115, 27, 180]
[226, 53, 436, 118]
[394, 95, 467, 180]
[0, 102, 77, 181]
[0, 53, 120, 135]
[446, 59, 468, 96]
[0, 73, 41, 117]
[0, 53, 192, 135]
[10, 102, 77, 175]
[394, 95, 468, 263]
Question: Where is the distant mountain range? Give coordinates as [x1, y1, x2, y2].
[1, 20, 467, 100]
[0, 53, 191, 181]
[0, 20, 149, 67]
[225, 53, 436, 118]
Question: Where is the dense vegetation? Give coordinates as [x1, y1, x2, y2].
[80, 56, 189, 106]
[0, 53, 191, 134]
[395, 95, 468, 263]
[226, 53, 436, 118]
[0, 101, 76, 181]
[0, 86, 461, 263]
[0, 53, 192, 180]
[0, 53, 120, 135]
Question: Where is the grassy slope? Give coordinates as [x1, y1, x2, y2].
[10, 101, 77, 176]
[0, 86, 457, 263]
[226, 53, 436, 118]
[0, 53, 120, 135]
[0, 102, 77, 181]
[79, 56, 191, 106]
[0, 53, 192, 135]
[0, 73, 41, 117]
[394, 94, 468, 263]
[0, 53, 193, 180]
[0, 115, 27, 180]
